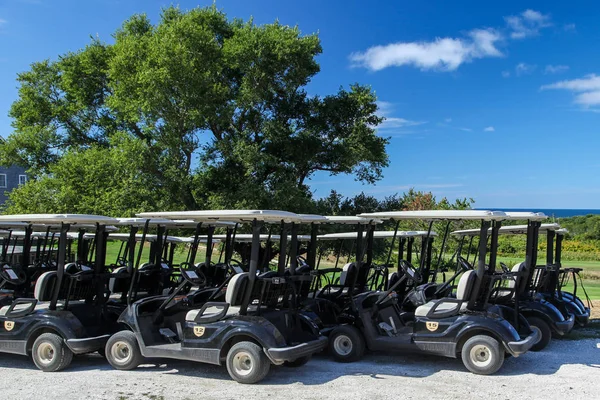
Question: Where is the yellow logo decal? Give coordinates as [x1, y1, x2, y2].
[193, 326, 205, 337]
[4, 321, 14, 331]
[426, 321, 439, 332]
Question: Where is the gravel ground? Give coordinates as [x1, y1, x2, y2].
[0, 335, 599, 400]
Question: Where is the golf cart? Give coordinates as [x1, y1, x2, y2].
[452, 222, 575, 350]
[320, 210, 541, 375]
[0, 213, 122, 371]
[103, 210, 327, 384]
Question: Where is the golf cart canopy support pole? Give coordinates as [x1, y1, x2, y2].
[94, 224, 107, 305]
[188, 223, 202, 265]
[22, 224, 32, 267]
[129, 219, 150, 306]
[289, 223, 298, 275]
[278, 221, 288, 276]
[547, 229, 555, 265]
[555, 233, 563, 265]
[385, 220, 401, 266]
[307, 223, 319, 269]
[240, 219, 262, 315]
[50, 222, 70, 311]
[467, 220, 490, 311]
[225, 224, 238, 264]
[205, 225, 215, 267]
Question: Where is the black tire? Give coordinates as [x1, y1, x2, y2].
[527, 316, 552, 351]
[283, 355, 311, 367]
[460, 335, 504, 375]
[328, 325, 365, 363]
[31, 333, 73, 372]
[105, 331, 144, 370]
[226, 341, 270, 384]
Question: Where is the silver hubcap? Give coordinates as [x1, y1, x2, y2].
[531, 325, 542, 344]
[333, 335, 353, 356]
[36, 342, 56, 366]
[232, 351, 253, 376]
[111, 341, 132, 365]
[470, 344, 493, 368]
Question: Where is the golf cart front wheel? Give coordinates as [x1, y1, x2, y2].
[328, 325, 365, 363]
[32, 333, 73, 372]
[461, 335, 504, 375]
[226, 341, 270, 384]
[527, 317, 551, 352]
[105, 331, 143, 370]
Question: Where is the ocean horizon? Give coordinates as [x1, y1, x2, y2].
[476, 208, 600, 218]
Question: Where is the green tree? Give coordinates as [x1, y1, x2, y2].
[2, 6, 388, 214]
[5, 133, 166, 216]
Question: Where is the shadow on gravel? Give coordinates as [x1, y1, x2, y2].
[0, 337, 598, 385]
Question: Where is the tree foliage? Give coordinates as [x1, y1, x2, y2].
[2, 6, 388, 215]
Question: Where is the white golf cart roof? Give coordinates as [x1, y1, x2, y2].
[298, 215, 382, 225]
[105, 233, 216, 243]
[358, 210, 547, 222]
[317, 230, 437, 241]
[211, 234, 312, 243]
[452, 223, 565, 237]
[137, 210, 302, 224]
[117, 218, 234, 228]
[0, 214, 119, 225]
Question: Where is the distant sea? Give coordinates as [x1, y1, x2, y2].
[476, 208, 600, 218]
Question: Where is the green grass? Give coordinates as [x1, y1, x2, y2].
[104, 241, 210, 266]
[562, 280, 600, 300]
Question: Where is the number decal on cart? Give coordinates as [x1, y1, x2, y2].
[193, 326, 205, 337]
[4, 321, 15, 331]
[425, 321, 439, 332]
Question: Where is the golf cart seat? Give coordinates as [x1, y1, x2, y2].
[315, 263, 356, 299]
[0, 270, 55, 317]
[493, 263, 526, 299]
[109, 266, 129, 294]
[415, 270, 476, 318]
[185, 272, 249, 322]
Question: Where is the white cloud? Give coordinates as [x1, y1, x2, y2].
[375, 101, 426, 130]
[349, 28, 503, 72]
[444, 118, 452, 123]
[350, 9, 559, 72]
[0, 19, 6, 26]
[484, 126, 495, 132]
[564, 23, 576, 31]
[501, 70, 511, 78]
[459, 127, 472, 132]
[515, 62, 536, 76]
[541, 74, 600, 107]
[505, 9, 552, 39]
[544, 64, 569, 74]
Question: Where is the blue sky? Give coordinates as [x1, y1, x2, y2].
[0, 0, 598, 208]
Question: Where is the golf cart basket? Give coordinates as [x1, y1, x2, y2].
[248, 275, 305, 311]
[365, 263, 391, 291]
[531, 264, 560, 294]
[558, 267, 592, 307]
[483, 270, 522, 305]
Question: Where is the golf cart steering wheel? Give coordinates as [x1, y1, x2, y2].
[179, 264, 207, 287]
[228, 259, 245, 274]
[457, 256, 474, 273]
[0, 264, 28, 285]
[499, 262, 510, 273]
[399, 260, 422, 284]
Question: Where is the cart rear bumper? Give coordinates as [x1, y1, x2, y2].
[266, 336, 328, 364]
[505, 329, 540, 356]
[66, 334, 110, 354]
